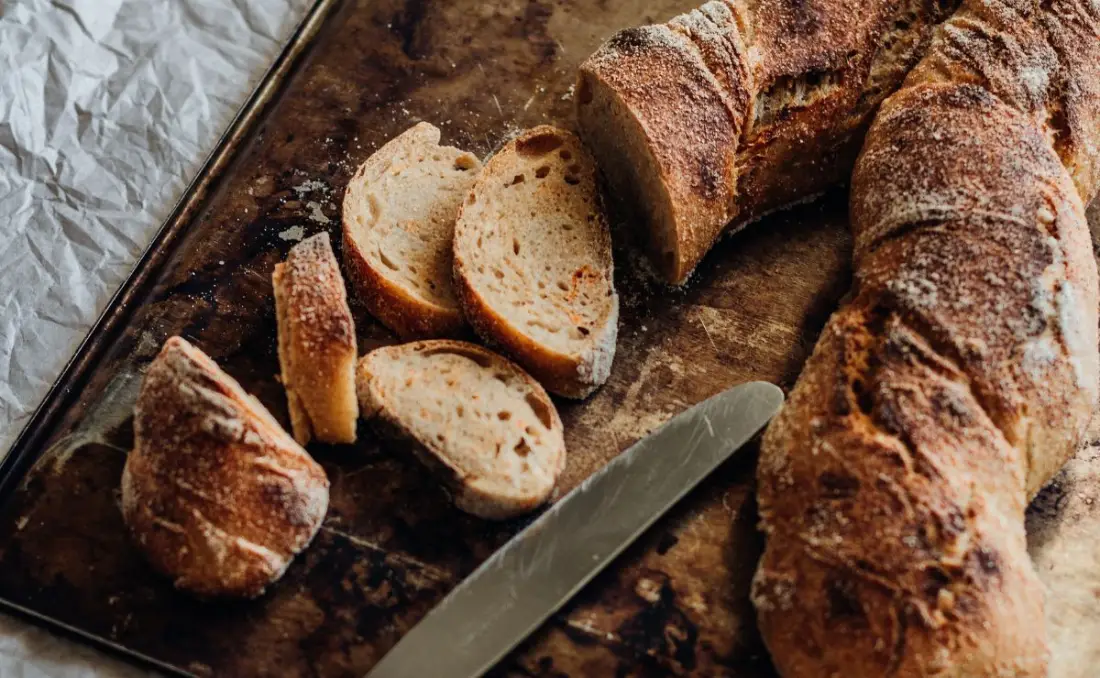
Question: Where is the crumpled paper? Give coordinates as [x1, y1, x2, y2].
[0, 0, 311, 674]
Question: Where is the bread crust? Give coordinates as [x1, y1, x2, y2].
[357, 340, 566, 520]
[273, 232, 359, 445]
[341, 122, 480, 339]
[121, 337, 330, 599]
[755, 2, 1100, 675]
[578, 0, 961, 284]
[453, 126, 619, 399]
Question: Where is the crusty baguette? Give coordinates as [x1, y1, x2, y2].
[577, 0, 961, 284]
[273, 232, 358, 445]
[453, 126, 619, 399]
[121, 337, 330, 599]
[754, 2, 1100, 676]
[357, 340, 566, 520]
[342, 122, 481, 339]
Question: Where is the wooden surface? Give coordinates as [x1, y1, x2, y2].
[0, 1, 1095, 676]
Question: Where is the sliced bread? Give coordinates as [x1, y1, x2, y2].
[272, 232, 358, 445]
[342, 122, 482, 339]
[453, 126, 619, 399]
[121, 337, 330, 598]
[357, 340, 566, 520]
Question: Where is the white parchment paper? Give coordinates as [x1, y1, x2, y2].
[0, 0, 311, 673]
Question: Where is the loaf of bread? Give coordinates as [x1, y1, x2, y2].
[453, 126, 619, 399]
[357, 340, 566, 520]
[121, 337, 330, 598]
[577, 0, 961, 284]
[342, 122, 481, 338]
[754, 1, 1100, 675]
[273, 232, 358, 445]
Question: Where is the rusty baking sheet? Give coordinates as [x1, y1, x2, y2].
[0, 1, 858, 676]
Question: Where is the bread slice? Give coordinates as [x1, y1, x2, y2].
[121, 337, 330, 599]
[453, 126, 619, 399]
[272, 232, 358, 445]
[342, 122, 482, 339]
[357, 340, 566, 520]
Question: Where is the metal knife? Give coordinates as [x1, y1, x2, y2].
[367, 381, 785, 678]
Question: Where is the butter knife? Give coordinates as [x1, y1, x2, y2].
[367, 381, 784, 678]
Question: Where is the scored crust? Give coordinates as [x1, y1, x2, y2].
[273, 232, 358, 445]
[121, 337, 330, 599]
[452, 126, 619, 399]
[342, 122, 482, 339]
[577, 0, 960, 284]
[753, 2, 1100, 676]
[357, 340, 566, 520]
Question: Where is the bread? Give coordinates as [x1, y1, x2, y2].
[342, 122, 482, 338]
[453, 126, 619, 399]
[357, 340, 566, 520]
[753, 2, 1100, 675]
[577, 0, 961, 284]
[272, 232, 358, 445]
[121, 337, 330, 599]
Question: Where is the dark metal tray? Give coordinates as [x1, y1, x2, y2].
[0, 1, 859, 675]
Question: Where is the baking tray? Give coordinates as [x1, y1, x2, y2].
[0, 0, 861, 675]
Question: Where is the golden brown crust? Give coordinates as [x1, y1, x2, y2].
[755, 2, 1100, 676]
[578, 0, 960, 284]
[121, 337, 330, 599]
[273, 232, 359, 445]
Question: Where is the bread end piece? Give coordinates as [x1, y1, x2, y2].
[357, 340, 566, 520]
[273, 232, 359, 445]
[577, 25, 745, 285]
[122, 337, 330, 599]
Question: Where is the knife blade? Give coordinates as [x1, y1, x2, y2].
[367, 381, 785, 678]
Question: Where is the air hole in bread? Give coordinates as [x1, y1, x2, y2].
[537, 281, 546, 289]
[586, 214, 595, 222]
[494, 374, 509, 383]
[564, 174, 581, 186]
[562, 223, 574, 231]
[494, 269, 505, 280]
[535, 166, 551, 179]
[525, 393, 554, 429]
[467, 193, 477, 205]
[568, 164, 581, 174]
[379, 249, 400, 271]
[525, 426, 537, 436]
[509, 173, 526, 186]
[557, 280, 569, 291]
[456, 405, 464, 417]
[514, 439, 532, 457]
[577, 326, 591, 337]
[516, 131, 564, 157]
[559, 150, 573, 161]
[432, 154, 442, 162]
[498, 411, 512, 421]
[454, 155, 477, 171]
[513, 238, 521, 255]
